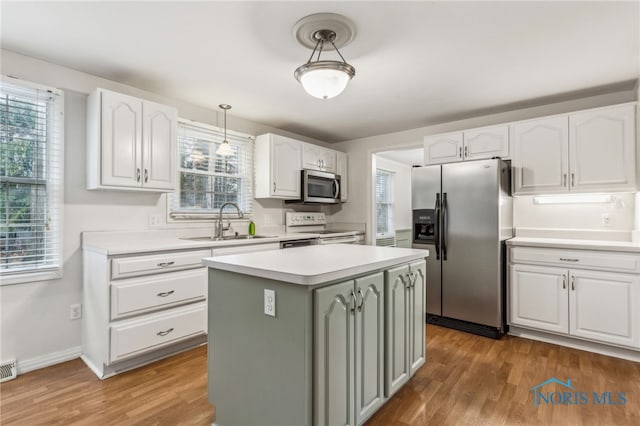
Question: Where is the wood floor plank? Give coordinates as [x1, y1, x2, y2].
[1, 325, 639, 425]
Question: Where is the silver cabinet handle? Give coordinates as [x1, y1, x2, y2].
[156, 328, 174, 337]
[144, 168, 148, 183]
[350, 289, 357, 313]
[571, 276, 575, 291]
[562, 274, 566, 289]
[459, 147, 462, 158]
[157, 290, 175, 297]
[137, 168, 141, 182]
[404, 273, 411, 289]
[571, 173, 575, 187]
[464, 146, 468, 158]
[411, 272, 418, 288]
[559, 258, 579, 262]
[273, 182, 276, 192]
[563, 173, 567, 187]
[157, 261, 175, 267]
[357, 288, 364, 312]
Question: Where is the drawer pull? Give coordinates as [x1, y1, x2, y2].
[157, 261, 176, 267]
[559, 258, 579, 262]
[157, 290, 175, 297]
[156, 328, 174, 337]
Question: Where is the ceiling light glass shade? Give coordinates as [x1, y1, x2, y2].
[295, 61, 355, 99]
[215, 140, 234, 156]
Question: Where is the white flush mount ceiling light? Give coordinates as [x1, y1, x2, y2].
[293, 13, 356, 99]
[215, 104, 234, 156]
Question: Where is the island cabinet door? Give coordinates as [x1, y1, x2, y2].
[314, 280, 356, 426]
[384, 264, 411, 398]
[409, 261, 426, 376]
[354, 272, 385, 425]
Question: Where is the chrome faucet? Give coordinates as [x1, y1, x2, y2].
[215, 202, 244, 240]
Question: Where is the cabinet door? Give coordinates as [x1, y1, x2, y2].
[569, 270, 640, 349]
[463, 124, 509, 161]
[509, 264, 569, 334]
[142, 101, 176, 190]
[354, 273, 384, 424]
[337, 151, 348, 202]
[384, 264, 410, 397]
[424, 132, 463, 165]
[569, 104, 636, 192]
[100, 90, 142, 187]
[271, 135, 302, 198]
[512, 116, 569, 195]
[302, 144, 336, 172]
[314, 280, 355, 426]
[409, 261, 426, 376]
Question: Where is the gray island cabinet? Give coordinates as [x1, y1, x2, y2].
[202, 245, 428, 426]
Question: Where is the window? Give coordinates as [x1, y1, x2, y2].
[169, 119, 253, 219]
[0, 77, 64, 284]
[375, 169, 394, 237]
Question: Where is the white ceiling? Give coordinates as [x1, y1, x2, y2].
[2, 1, 638, 143]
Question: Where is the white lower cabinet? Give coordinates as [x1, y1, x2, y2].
[314, 272, 385, 426]
[82, 248, 209, 379]
[509, 247, 640, 350]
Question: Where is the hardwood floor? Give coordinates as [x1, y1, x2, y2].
[1, 325, 639, 425]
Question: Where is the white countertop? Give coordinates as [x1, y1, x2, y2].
[82, 232, 320, 256]
[202, 245, 429, 286]
[507, 237, 640, 253]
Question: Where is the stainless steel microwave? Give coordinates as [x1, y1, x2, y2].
[301, 169, 341, 203]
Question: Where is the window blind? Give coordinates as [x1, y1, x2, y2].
[0, 77, 64, 279]
[375, 169, 394, 237]
[169, 119, 254, 219]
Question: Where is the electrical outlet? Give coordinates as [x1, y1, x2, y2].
[148, 214, 161, 227]
[70, 304, 82, 320]
[602, 213, 611, 226]
[264, 289, 276, 317]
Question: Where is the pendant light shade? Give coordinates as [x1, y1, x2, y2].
[293, 15, 356, 100]
[215, 104, 234, 156]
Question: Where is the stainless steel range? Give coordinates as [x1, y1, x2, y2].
[285, 212, 365, 245]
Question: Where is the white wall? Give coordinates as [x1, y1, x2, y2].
[332, 88, 638, 243]
[375, 156, 412, 231]
[0, 50, 329, 368]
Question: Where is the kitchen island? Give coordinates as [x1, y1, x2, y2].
[202, 244, 428, 426]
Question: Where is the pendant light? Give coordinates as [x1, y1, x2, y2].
[215, 104, 234, 156]
[293, 13, 356, 100]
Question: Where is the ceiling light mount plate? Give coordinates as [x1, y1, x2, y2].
[294, 13, 356, 50]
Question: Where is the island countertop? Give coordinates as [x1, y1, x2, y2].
[202, 244, 429, 285]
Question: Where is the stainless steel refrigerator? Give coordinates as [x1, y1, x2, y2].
[411, 158, 512, 338]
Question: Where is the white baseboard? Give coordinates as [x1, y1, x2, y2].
[508, 327, 640, 362]
[17, 346, 82, 375]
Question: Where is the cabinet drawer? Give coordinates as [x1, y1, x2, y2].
[110, 268, 206, 320]
[109, 303, 206, 363]
[510, 247, 640, 274]
[111, 249, 210, 279]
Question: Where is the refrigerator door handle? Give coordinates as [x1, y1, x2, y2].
[442, 192, 448, 260]
[434, 193, 441, 260]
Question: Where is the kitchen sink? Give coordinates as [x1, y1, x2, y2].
[180, 235, 274, 241]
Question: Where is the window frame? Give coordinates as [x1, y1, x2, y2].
[167, 118, 254, 223]
[375, 168, 395, 238]
[0, 76, 64, 286]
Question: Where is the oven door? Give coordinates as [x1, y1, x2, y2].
[302, 170, 340, 203]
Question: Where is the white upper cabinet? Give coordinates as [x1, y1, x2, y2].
[512, 115, 569, 195]
[424, 125, 509, 165]
[254, 133, 302, 199]
[424, 132, 463, 165]
[302, 143, 337, 173]
[569, 104, 636, 192]
[336, 151, 348, 202]
[463, 124, 509, 161]
[512, 103, 637, 195]
[87, 88, 177, 192]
